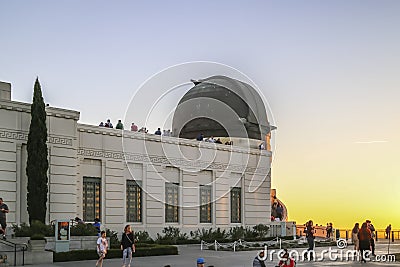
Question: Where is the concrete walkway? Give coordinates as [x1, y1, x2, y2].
[16, 241, 400, 267]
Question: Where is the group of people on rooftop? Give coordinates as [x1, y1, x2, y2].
[99, 119, 124, 129]
[196, 133, 233, 145]
[97, 121, 238, 145]
[98, 120, 174, 136]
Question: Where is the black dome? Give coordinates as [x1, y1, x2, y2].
[172, 76, 272, 140]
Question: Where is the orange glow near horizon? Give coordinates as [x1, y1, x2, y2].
[271, 124, 400, 230]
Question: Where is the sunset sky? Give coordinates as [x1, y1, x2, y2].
[1, 1, 399, 229]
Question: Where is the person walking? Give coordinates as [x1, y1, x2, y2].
[386, 224, 392, 239]
[352, 223, 360, 251]
[252, 250, 266, 267]
[121, 225, 135, 267]
[358, 222, 371, 263]
[0, 198, 9, 240]
[96, 231, 108, 267]
[305, 220, 315, 259]
[366, 220, 376, 256]
[326, 223, 333, 238]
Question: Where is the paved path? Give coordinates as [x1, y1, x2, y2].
[18, 241, 400, 267]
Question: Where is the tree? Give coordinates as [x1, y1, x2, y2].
[26, 78, 49, 224]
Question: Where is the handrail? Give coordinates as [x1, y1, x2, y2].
[0, 239, 28, 266]
[296, 226, 400, 241]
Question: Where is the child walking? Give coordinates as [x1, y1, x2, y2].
[96, 231, 108, 267]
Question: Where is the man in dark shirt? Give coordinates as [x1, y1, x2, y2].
[0, 198, 9, 240]
[155, 128, 162, 135]
[276, 204, 284, 221]
[305, 220, 315, 259]
[196, 133, 204, 141]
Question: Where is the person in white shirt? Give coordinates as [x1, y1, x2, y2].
[96, 231, 108, 267]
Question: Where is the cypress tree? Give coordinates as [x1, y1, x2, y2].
[26, 78, 49, 224]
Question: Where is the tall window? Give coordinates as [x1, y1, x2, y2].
[231, 187, 241, 223]
[200, 185, 212, 223]
[83, 177, 101, 221]
[126, 180, 142, 222]
[165, 183, 179, 223]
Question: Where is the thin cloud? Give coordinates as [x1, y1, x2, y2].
[354, 140, 388, 144]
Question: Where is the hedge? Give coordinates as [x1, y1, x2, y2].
[53, 245, 178, 262]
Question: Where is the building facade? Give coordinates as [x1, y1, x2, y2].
[0, 78, 272, 236]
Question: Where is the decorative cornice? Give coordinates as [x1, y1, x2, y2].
[0, 103, 30, 113]
[0, 129, 74, 146]
[77, 148, 269, 174]
[0, 100, 80, 120]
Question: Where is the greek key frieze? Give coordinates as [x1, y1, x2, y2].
[48, 136, 73, 146]
[0, 130, 28, 141]
[77, 148, 268, 174]
[0, 129, 73, 146]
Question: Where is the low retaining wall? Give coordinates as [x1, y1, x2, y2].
[45, 236, 110, 251]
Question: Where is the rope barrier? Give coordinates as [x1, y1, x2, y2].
[200, 237, 308, 252]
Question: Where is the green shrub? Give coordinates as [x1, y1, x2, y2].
[155, 226, 188, 245]
[252, 224, 269, 238]
[12, 223, 32, 237]
[70, 223, 98, 236]
[228, 225, 268, 241]
[229, 226, 247, 240]
[136, 243, 156, 248]
[106, 229, 120, 249]
[134, 245, 178, 257]
[54, 250, 98, 262]
[12, 221, 54, 237]
[134, 230, 154, 243]
[53, 245, 178, 262]
[30, 233, 46, 240]
[190, 228, 228, 242]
